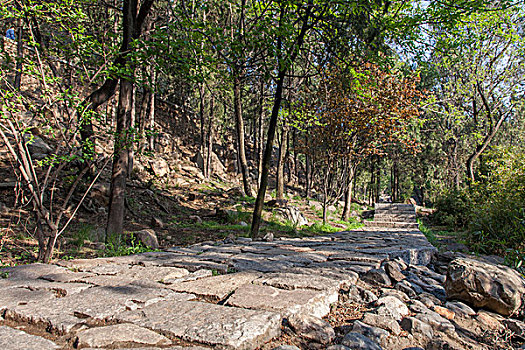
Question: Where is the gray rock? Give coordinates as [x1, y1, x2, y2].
[272, 346, 301, 350]
[419, 295, 436, 308]
[341, 332, 382, 350]
[400, 317, 433, 341]
[375, 296, 409, 321]
[0, 326, 59, 349]
[117, 300, 281, 349]
[380, 288, 410, 303]
[352, 320, 389, 343]
[383, 260, 405, 282]
[395, 280, 417, 298]
[7, 286, 190, 333]
[168, 271, 259, 301]
[24, 134, 53, 156]
[134, 229, 160, 249]
[409, 300, 431, 314]
[149, 158, 170, 177]
[362, 313, 402, 335]
[345, 285, 378, 304]
[274, 206, 309, 227]
[258, 272, 356, 292]
[362, 268, 392, 287]
[445, 257, 525, 316]
[415, 310, 455, 335]
[226, 283, 338, 318]
[75, 323, 171, 348]
[327, 346, 351, 350]
[288, 313, 335, 344]
[444, 301, 476, 317]
[263, 232, 274, 242]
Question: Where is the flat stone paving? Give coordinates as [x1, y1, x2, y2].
[0, 227, 436, 349]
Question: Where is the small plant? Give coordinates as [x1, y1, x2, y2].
[504, 248, 525, 275]
[71, 224, 95, 248]
[418, 219, 438, 246]
[102, 233, 157, 257]
[306, 222, 341, 234]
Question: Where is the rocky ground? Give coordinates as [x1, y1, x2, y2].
[1, 226, 524, 350]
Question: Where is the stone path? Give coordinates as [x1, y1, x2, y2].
[0, 227, 437, 349]
[365, 203, 419, 229]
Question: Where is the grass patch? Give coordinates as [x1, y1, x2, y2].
[173, 220, 250, 232]
[102, 233, 158, 257]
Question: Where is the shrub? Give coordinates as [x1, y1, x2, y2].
[431, 189, 472, 230]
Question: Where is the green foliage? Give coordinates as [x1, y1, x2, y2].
[467, 148, 525, 259]
[431, 190, 472, 230]
[432, 147, 525, 270]
[71, 224, 95, 248]
[418, 219, 438, 246]
[102, 233, 157, 257]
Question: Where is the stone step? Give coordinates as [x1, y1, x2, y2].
[374, 213, 416, 219]
[375, 203, 415, 210]
[373, 217, 417, 223]
[375, 209, 415, 215]
[365, 221, 419, 229]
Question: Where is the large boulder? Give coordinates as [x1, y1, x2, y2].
[274, 207, 308, 227]
[192, 150, 226, 175]
[445, 257, 525, 316]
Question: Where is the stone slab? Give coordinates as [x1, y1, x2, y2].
[117, 300, 281, 350]
[0, 287, 56, 312]
[6, 286, 194, 333]
[226, 283, 338, 318]
[168, 271, 260, 301]
[0, 326, 59, 349]
[256, 272, 356, 291]
[76, 323, 171, 348]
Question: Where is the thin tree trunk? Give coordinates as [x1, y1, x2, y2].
[276, 125, 288, 200]
[250, 69, 286, 238]
[305, 151, 311, 198]
[199, 83, 205, 151]
[375, 156, 381, 203]
[293, 128, 298, 185]
[127, 84, 136, 176]
[233, 72, 253, 196]
[206, 95, 215, 178]
[257, 99, 264, 187]
[148, 71, 156, 151]
[342, 164, 355, 221]
[14, 17, 23, 90]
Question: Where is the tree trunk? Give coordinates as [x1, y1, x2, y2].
[14, 17, 23, 90]
[257, 97, 264, 187]
[106, 77, 133, 237]
[293, 128, 298, 185]
[233, 72, 253, 196]
[250, 70, 286, 238]
[148, 71, 156, 151]
[342, 164, 356, 221]
[127, 84, 136, 176]
[375, 156, 381, 203]
[106, 0, 154, 237]
[206, 95, 215, 178]
[276, 126, 288, 200]
[199, 83, 206, 152]
[305, 152, 311, 198]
